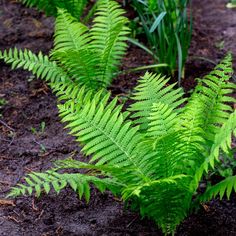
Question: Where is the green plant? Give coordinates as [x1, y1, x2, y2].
[30, 121, 46, 135]
[18, 0, 88, 20]
[0, 98, 7, 117]
[227, 0, 236, 8]
[131, 0, 192, 85]
[210, 150, 236, 178]
[7, 54, 236, 234]
[0, 0, 129, 90]
[0, 98, 7, 109]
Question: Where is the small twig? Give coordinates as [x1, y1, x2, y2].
[0, 137, 11, 142]
[35, 210, 44, 222]
[0, 134, 15, 153]
[12, 210, 20, 217]
[5, 215, 21, 223]
[56, 226, 63, 236]
[0, 199, 15, 206]
[32, 199, 39, 211]
[126, 215, 139, 228]
[8, 134, 15, 146]
[0, 119, 15, 132]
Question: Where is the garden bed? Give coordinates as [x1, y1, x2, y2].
[0, 0, 235, 235]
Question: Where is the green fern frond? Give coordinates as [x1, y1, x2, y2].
[89, 0, 130, 85]
[19, 0, 88, 19]
[129, 72, 185, 131]
[51, 0, 130, 88]
[58, 90, 143, 170]
[50, 7, 97, 88]
[192, 109, 236, 189]
[0, 48, 70, 83]
[51, 50, 100, 88]
[146, 102, 178, 139]
[173, 55, 234, 178]
[54, 158, 145, 187]
[8, 170, 117, 202]
[193, 53, 235, 142]
[199, 175, 236, 202]
[122, 175, 191, 234]
[53, 8, 90, 52]
[50, 81, 105, 108]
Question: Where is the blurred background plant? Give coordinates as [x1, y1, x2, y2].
[18, 0, 89, 20]
[226, 0, 236, 8]
[130, 0, 192, 86]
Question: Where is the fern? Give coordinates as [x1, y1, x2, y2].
[89, 0, 130, 84]
[53, 9, 90, 51]
[8, 170, 120, 202]
[199, 176, 236, 202]
[128, 72, 186, 131]
[1, 0, 129, 90]
[8, 55, 236, 235]
[18, 0, 88, 19]
[0, 48, 70, 83]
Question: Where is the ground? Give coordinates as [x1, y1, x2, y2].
[0, 0, 236, 235]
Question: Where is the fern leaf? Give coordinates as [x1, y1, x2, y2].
[57, 88, 152, 185]
[7, 54, 235, 236]
[90, 0, 130, 86]
[0, 48, 70, 83]
[8, 170, 115, 202]
[147, 102, 178, 138]
[192, 109, 236, 190]
[53, 8, 90, 52]
[129, 72, 185, 131]
[19, 0, 88, 19]
[173, 55, 234, 177]
[193, 53, 235, 142]
[122, 175, 192, 234]
[58, 90, 141, 167]
[199, 176, 236, 202]
[52, 50, 100, 89]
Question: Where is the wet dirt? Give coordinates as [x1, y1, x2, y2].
[0, 0, 236, 235]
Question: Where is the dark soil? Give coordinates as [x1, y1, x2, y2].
[0, 0, 235, 235]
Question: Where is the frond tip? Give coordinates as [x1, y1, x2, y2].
[0, 48, 70, 83]
[199, 176, 236, 202]
[8, 170, 114, 203]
